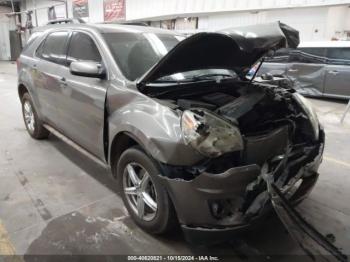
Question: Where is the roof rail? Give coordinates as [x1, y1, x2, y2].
[102, 21, 149, 26]
[120, 22, 149, 26]
[46, 18, 85, 25]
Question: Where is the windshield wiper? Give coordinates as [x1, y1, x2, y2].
[191, 73, 235, 81]
[154, 73, 235, 83]
[153, 78, 192, 83]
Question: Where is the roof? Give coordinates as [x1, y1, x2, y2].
[32, 23, 181, 35]
[299, 41, 350, 48]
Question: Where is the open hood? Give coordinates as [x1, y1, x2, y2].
[138, 22, 299, 87]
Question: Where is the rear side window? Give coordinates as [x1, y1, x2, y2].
[39, 31, 69, 65]
[289, 47, 326, 64]
[327, 48, 350, 66]
[67, 32, 101, 64]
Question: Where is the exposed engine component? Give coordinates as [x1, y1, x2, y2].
[177, 99, 216, 111]
[216, 91, 265, 120]
[172, 82, 317, 168]
[243, 125, 289, 165]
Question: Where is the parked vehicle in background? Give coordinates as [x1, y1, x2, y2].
[259, 41, 350, 99]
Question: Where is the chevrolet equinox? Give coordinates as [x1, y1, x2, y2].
[17, 22, 325, 243]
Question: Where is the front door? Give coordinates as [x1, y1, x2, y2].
[286, 48, 327, 97]
[323, 47, 350, 98]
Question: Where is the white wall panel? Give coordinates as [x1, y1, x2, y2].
[197, 5, 349, 41]
[17, 0, 350, 41]
[126, 0, 350, 20]
[22, 0, 67, 26]
[198, 11, 267, 30]
[87, 0, 104, 23]
[265, 6, 328, 41]
[21, 0, 104, 26]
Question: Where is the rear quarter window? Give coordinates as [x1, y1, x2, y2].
[22, 32, 44, 53]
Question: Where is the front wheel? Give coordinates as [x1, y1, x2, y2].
[117, 146, 177, 234]
[21, 93, 49, 139]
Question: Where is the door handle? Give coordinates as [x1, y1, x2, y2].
[328, 70, 339, 75]
[288, 69, 298, 73]
[59, 77, 67, 87]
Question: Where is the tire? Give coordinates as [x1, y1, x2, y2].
[117, 146, 177, 234]
[21, 93, 50, 139]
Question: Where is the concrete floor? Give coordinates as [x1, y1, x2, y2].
[1, 61, 350, 260]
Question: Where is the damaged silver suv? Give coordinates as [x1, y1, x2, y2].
[17, 22, 324, 243]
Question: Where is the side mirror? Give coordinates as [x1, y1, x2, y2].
[70, 61, 106, 79]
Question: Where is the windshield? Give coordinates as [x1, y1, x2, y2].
[103, 32, 185, 81]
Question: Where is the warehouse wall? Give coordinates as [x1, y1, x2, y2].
[198, 5, 350, 41]
[21, 0, 68, 27]
[126, 0, 350, 20]
[18, 0, 350, 41]
[21, 0, 104, 26]
[197, 6, 328, 41]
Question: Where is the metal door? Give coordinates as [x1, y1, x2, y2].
[0, 23, 11, 60]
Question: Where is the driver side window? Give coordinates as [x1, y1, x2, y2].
[67, 32, 102, 65]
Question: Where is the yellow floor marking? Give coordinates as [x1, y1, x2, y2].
[324, 156, 350, 169]
[0, 220, 15, 255]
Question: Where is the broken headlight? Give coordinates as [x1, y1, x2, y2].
[293, 93, 319, 141]
[181, 109, 243, 158]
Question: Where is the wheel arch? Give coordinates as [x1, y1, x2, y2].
[18, 83, 29, 102]
[109, 132, 142, 178]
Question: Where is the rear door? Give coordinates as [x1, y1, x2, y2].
[34, 31, 70, 125]
[55, 31, 107, 159]
[323, 47, 350, 98]
[286, 47, 327, 96]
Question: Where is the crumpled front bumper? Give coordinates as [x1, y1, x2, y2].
[158, 128, 325, 243]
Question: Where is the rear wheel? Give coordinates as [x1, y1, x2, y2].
[117, 146, 177, 234]
[21, 93, 49, 139]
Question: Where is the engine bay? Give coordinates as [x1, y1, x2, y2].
[154, 80, 323, 226]
[156, 81, 317, 168]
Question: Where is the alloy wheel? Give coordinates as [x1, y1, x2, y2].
[23, 100, 35, 133]
[123, 162, 158, 221]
